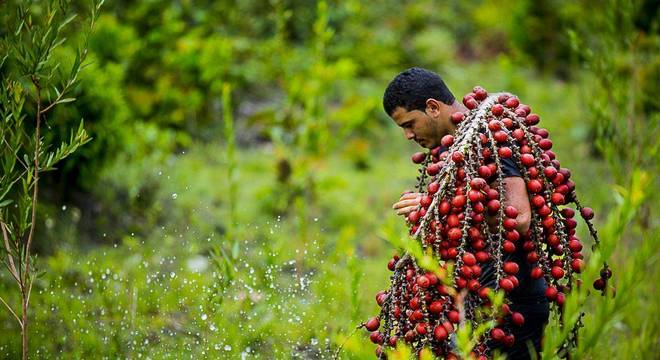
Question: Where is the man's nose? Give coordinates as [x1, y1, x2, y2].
[404, 128, 415, 140]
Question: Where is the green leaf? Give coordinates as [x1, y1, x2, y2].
[0, 199, 13, 208]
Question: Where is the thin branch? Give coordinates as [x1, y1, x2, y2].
[1, 221, 20, 283]
[0, 295, 22, 326]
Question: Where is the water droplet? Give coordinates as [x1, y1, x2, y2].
[62, 205, 67, 211]
[200, 314, 207, 321]
[224, 345, 232, 351]
[171, 193, 178, 200]
[170, 272, 176, 278]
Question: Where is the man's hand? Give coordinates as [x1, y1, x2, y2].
[392, 191, 422, 216]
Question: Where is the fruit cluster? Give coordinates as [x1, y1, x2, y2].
[363, 88, 609, 358]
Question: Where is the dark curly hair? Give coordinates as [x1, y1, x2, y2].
[383, 67, 455, 116]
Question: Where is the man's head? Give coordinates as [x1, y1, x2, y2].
[383, 67, 460, 149]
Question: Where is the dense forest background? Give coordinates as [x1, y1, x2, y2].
[0, 0, 658, 358]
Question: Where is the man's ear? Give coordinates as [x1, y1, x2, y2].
[425, 98, 442, 117]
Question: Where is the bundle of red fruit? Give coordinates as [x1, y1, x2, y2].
[363, 87, 610, 358]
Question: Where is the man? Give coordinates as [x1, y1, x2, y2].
[383, 67, 549, 359]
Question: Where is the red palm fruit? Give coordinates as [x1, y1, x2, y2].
[530, 267, 543, 279]
[520, 153, 535, 167]
[494, 131, 508, 143]
[504, 334, 515, 347]
[420, 195, 433, 208]
[487, 188, 499, 200]
[478, 287, 491, 299]
[468, 279, 480, 292]
[461, 265, 473, 278]
[551, 266, 565, 279]
[488, 120, 501, 131]
[470, 177, 487, 190]
[376, 292, 387, 307]
[498, 146, 513, 158]
[476, 251, 490, 262]
[412, 152, 426, 164]
[572, 259, 584, 272]
[404, 330, 416, 343]
[525, 113, 540, 125]
[478, 165, 492, 178]
[498, 94, 510, 103]
[448, 227, 462, 241]
[503, 241, 516, 253]
[388, 336, 398, 347]
[547, 234, 560, 247]
[503, 262, 519, 274]
[542, 217, 555, 229]
[581, 207, 595, 220]
[545, 286, 558, 300]
[471, 265, 482, 278]
[544, 166, 557, 179]
[447, 214, 460, 227]
[512, 128, 525, 141]
[551, 192, 565, 205]
[561, 208, 575, 218]
[417, 275, 431, 288]
[482, 147, 492, 159]
[428, 181, 440, 195]
[527, 251, 539, 263]
[504, 206, 518, 219]
[407, 211, 420, 224]
[491, 328, 505, 342]
[468, 190, 484, 203]
[443, 321, 454, 333]
[370, 331, 383, 344]
[447, 247, 458, 258]
[506, 230, 520, 242]
[527, 179, 542, 193]
[441, 135, 454, 147]
[462, 252, 477, 266]
[448, 310, 460, 323]
[499, 278, 514, 292]
[508, 275, 520, 287]
[511, 312, 525, 326]
[409, 297, 420, 309]
[487, 199, 501, 214]
[452, 151, 464, 163]
[387, 259, 396, 271]
[593, 278, 606, 290]
[502, 117, 514, 129]
[503, 218, 518, 230]
[429, 301, 444, 314]
[505, 97, 520, 108]
[568, 239, 582, 252]
[426, 163, 440, 176]
[411, 310, 424, 321]
[473, 87, 488, 100]
[539, 138, 553, 150]
[365, 317, 380, 331]
[601, 267, 613, 279]
[556, 292, 566, 306]
[434, 325, 449, 341]
[491, 104, 504, 116]
[439, 200, 451, 215]
[538, 205, 551, 217]
[452, 195, 467, 208]
[427, 273, 438, 285]
[416, 323, 429, 335]
[465, 98, 478, 109]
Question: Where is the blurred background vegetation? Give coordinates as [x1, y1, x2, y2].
[0, 0, 658, 358]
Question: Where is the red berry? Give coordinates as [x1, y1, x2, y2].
[572, 259, 584, 272]
[503, 241, 516, 253]
[412, 152, 426, 164]
[498, 146, 512, 158]
[448, 310, 460, 323]
[426, 163, 440, 176]
[448, 227, 462, 241]
[551, 266, 565, 279]
[434, 325, 448, 341]
[527, 179, 542, 193]
[593, 278, 606, 290]
[505, 97, 520, 108]
[581, 207, 594, 220]
[551, 192, 565, 205]
[473, 87, 488, 100]
[465, 98, 478, 109]
[429, 301, 444, 314]
[545, 286, 558, 300]
[503, 262, 519, 274]
[451, 112, 464, 124]
[494, 130, 508, 143]
[478, 166, 492, 178]
[441, 135, 454, 147]
[407, 211, 420, 224]
[488, 120, 501, 131]
[365, 317, 380, 331]
[530, 267, 543, 279]
[491, 328, 505, 342]
[511, 312, 525, 326]
[452, 151, 464, 163]
[416, 275, 431, 288]
[462, 252, 477, 266]
[504, 206, 518, 219]
[499, 278, 514, 292]
[370, 331, 383, 344]
[420, 195, 433, 208]
[525, 114, 540, 125]
[491, 104, 504, 116]
[427, 181, 440, 195]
